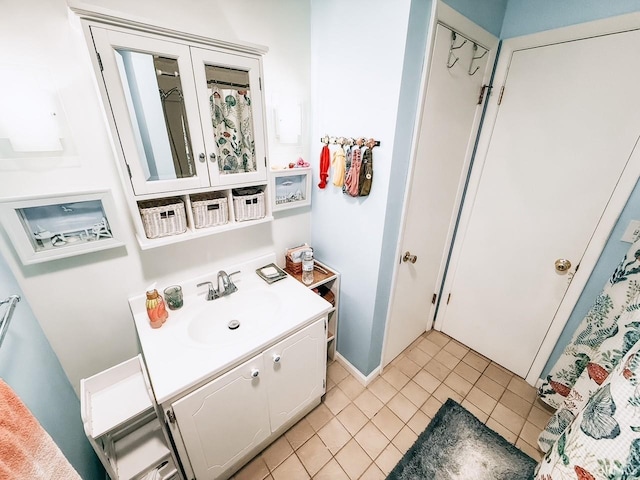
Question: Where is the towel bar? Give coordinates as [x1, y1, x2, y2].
[0, 295, 20, 348]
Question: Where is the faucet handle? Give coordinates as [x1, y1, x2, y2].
[197, 281, 217, 300]
[227, 271, 240, 292]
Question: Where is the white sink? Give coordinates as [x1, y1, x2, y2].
[187, 290, 281, 346]
[129, 254, 332, 403]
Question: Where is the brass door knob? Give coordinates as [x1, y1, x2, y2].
[555, 258, 572, 273]
[403, 251, 417, 264]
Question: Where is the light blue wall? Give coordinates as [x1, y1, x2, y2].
[310, 0, 413, 375]
[370, 0, 433, 374]
[442, 0, 508, 37]
[0, 253, 104, 480]
[502, 0, 640, 38]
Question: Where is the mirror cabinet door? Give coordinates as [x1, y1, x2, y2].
[92, 27, 211, 195]
[191, 48, 268, 186]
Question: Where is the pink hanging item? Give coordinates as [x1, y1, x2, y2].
[344, 147, 362, 196]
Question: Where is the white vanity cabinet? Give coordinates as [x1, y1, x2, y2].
[263, 317, 327, 432]
[167, 318, 326, 480]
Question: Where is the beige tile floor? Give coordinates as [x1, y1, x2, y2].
[232, 330, 554, 480]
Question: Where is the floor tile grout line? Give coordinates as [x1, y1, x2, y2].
[239, 332, 549, 479]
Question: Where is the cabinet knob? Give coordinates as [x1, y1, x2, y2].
[209, 152, 216, 163]
[198, 153, 206, 162]
[273, 354, 281, 363]
[251, 369, 260, 378]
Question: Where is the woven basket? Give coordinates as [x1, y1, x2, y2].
[232, 191, 265, 222]
[139, 198, 187, 239]
[285, 256, 303, 274]
[191, 193, 228, 229]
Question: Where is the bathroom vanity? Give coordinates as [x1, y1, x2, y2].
[129, 254, 331, 480]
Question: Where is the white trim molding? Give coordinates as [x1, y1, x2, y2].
[335, 353, 380, 387]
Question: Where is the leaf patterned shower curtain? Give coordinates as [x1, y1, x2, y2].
[537, 237, 640, 452]
[209, 86, 256, 174]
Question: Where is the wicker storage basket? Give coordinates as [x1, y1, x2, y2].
[232, 189, 265, 222]
[139, 198, 187, 239]
[191, 193, 228, 229]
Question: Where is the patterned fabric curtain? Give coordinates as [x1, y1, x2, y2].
[537, 238, 640, 452]
[209, 86, 256, 174]
[536, 338, 640, 479]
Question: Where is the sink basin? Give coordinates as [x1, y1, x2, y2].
[187, 290, 281, 346]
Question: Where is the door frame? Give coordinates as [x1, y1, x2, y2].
[380, 1, 498, 367]
[435, 12, 640, 385]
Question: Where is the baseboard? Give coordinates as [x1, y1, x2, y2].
[335, 352, 380, 386]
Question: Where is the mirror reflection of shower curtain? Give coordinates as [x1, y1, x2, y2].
[159, 87, 194, 178]
[209, 86, 256, 175]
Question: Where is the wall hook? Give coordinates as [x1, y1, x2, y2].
[447, 32, 466, 69]
[468, 43, 488, 76]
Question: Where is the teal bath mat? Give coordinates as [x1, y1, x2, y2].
[388, 398, 537, 479]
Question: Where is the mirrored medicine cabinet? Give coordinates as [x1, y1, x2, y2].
[76, 12, 272, 248]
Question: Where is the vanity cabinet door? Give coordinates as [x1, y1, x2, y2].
[171, 354, 270, 480]
[263, 318, 327, 432]
[91, 27, 211, 195]
[191, 48, 268, 187]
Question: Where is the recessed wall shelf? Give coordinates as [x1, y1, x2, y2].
[0, 190, 124, 265]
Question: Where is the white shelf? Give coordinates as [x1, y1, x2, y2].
[81, 355, 153, 438]
[114, 419, 173, 480]
[284, 259, 339, 361]
[136, 215, 274, 250]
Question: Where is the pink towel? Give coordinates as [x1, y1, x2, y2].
[0, 379, 81, 479]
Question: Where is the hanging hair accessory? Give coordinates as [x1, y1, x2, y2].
[318, 145, 330, 189]
[358, 147, 373, 196]
[332, 146, 346, 187]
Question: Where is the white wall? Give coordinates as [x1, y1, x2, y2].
[310, 0, 412, 375]
[0, 0, 311, 393]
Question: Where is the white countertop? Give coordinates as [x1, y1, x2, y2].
[129, 254, 332, 404]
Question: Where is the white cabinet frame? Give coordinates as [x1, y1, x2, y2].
[0, 190, 124, 265]
[270, 167, 312, 211]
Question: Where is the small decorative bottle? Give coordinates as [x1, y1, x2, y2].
[146, 289, 168, 329]
[302, 250, 314, 285]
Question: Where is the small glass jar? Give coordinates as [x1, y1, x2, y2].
[146, 289, 168, 328]
[163, 285, 183, 310]
[302, 250, 314, 285]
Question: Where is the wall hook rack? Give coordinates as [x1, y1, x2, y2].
[320, 135, 380, 149]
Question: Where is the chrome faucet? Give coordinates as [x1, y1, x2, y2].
[217, 270, 238, 297]
[197, 270, 239, 301]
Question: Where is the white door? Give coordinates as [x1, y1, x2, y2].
[172, 354, 270, 479]
[439, 28, 640, 378]
[383, 22, 494, 365]
[263, 319, 326, 432]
